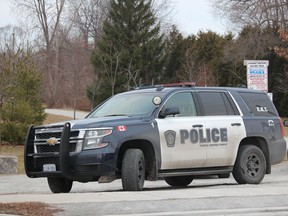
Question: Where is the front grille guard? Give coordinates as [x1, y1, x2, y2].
[24, 123, 73, 178]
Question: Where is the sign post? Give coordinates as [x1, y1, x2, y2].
[244, 60, 269, 92]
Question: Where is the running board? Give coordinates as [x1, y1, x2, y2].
[158, 166, 233, 178]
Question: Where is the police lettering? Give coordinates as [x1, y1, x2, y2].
[180, 128, 228, 144]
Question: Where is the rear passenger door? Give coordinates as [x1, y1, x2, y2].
[197, 91, 246, 167]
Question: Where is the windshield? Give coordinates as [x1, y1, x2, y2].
[88, 93, 160, 118]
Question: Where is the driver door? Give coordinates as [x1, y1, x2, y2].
[156, 91, 207, 170]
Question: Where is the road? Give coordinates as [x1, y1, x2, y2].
[0, 161, 287, 215]
[45, 109, 89, 119]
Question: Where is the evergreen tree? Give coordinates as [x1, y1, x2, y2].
[0, 48, 46, 143]
[90, 0, 166, 104]
[163, 25, 187, 83]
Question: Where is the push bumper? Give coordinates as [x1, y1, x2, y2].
[24, 123, 117, 182]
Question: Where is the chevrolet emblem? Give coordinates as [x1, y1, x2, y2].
[46, 137, 58, 146]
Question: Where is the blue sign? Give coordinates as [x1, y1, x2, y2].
[249, 69, 265, 74]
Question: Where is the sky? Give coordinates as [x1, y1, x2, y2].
[0, 0, 227, 35]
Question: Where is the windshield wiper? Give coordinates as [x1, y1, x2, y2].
[104, 114, 128, 117]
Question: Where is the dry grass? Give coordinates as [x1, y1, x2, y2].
[0, 202, 61, 216]
[43, 113, 73, 125]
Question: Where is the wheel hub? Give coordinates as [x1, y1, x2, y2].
[247, 160, 255, 171]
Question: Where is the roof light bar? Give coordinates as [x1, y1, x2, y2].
[134, 82, 196, 90]
[162, 82, 196, 87]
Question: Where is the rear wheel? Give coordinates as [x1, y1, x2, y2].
[47, 177, 73, 193]
[164, 176, 193, 187]
[122, 149, 145, 191]
[233, 145, 266, 184]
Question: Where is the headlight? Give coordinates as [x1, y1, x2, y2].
[83, 128, 113, 150]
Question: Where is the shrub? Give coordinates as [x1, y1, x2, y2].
[0, 122, 29, 144]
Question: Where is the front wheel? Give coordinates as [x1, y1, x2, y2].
[164, 176, 193, 187]
[233, 145, 266, 184]
[47, 177, 73, 193]
[121, 149, 145, 191]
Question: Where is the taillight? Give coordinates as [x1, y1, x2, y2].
[279, 117, 285, 138]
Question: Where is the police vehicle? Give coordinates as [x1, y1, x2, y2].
[24, 83, 287, 193]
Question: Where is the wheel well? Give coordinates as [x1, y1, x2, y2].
[239, 137, 271, 174]
[117, 140, 157, 180]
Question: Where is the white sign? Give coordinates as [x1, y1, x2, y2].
[244, 60, 269, 92]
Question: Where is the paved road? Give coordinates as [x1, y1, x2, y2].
[45, 109, 89, 119]
[0, 161, 287, 215]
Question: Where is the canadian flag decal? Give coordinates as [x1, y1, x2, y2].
[117, 125, 127, 132]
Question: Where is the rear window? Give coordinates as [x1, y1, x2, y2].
[239, 92, 277, 116]
[198, 91, 239, 116]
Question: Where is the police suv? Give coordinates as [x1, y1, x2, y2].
[25, 83, 287, 193]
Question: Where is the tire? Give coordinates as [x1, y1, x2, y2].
[47, 177, 73, 193]
[233, 145, 266, 184]
[164, 176, 193, 187]
[121, 149, 145, 191]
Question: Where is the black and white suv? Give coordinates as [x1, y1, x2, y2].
[25, 83, 287, 193]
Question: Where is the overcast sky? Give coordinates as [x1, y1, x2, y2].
[0, 0, 227, 35]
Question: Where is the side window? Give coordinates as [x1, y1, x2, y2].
[198, 91, 238, 116]
[163, 92, 197, 117]
[239, 92, 277, 116]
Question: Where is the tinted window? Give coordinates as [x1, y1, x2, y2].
[162, 92, 196, 117]
[198, 92, 237, 116]
[239, 92, 277, 116]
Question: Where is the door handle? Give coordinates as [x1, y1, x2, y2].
[231, 123, 241, 126]
[192, 124, 203, 128]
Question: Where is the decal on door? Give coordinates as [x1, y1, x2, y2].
[164, 130, 176, 147]
[180, 128, 228, 144]
[164, 128, 229, 148]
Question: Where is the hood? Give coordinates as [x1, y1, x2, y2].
[47, 116, 151, 129]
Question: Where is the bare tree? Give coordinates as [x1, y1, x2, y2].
[274, 28, 288, 93]
[61, 37, 94, 113]
[97, 43, 122, 96]
[0, 26, 27, 52]
[212, 0, 288, 31]
[14, 0, 73, 106]
[68, 0, 109, 49]
[274, 28, 288, 60]
[177, 47, 196, 83]
[124, 60, 142, 90]
[151, 0, 174, 34]
[14, 0, 67, 51]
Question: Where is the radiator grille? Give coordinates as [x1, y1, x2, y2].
[36, 142, 77, 153]
[36, 131, 79, 139]
[34, 127, 80, 154]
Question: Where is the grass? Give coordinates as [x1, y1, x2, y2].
[43, 113, 73, 125]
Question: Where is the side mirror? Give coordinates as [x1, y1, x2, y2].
[159, 107, 180, 118]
